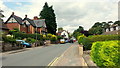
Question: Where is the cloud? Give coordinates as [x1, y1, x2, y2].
[1, 0, 118, 33]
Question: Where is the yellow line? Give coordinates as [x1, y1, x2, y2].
[47, 57, 58, 66]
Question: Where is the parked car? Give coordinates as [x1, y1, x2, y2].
[73, 39, 76, 42]
[16, 40, 31, 47]
[69, 39, 74, 43]
[60, 39, 65, 44]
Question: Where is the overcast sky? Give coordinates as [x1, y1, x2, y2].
[0, 0, 119, 33]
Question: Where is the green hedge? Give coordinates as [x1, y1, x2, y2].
[13, 32, 43, 40]
[91, 40, 120, 67]
[78, 35, 120, 50]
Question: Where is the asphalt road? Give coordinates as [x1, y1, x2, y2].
[2, 43, 73, 66]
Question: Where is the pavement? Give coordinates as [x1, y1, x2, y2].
[2, 43, 73, 66]
[51, 43, 88, 66]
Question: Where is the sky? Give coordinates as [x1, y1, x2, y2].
[0, 0, 119, 33]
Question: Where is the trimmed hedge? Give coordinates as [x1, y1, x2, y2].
[78, 35, 120, 50]
[13, 32, 43, 40]
[91, 40, 120, 67]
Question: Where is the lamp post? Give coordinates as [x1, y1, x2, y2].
[34, 21, 37, 46]
[36, 27, 37, 40]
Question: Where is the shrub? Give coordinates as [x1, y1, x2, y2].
[77, 35, 92, 50]
[2, 35, 16, 44]
[77, 34, 86, 44]
[50, 35, 57, 41]
[13, 32, 43, 40]
[57, 36, 63, 40]
[26, 38, 36, 44]
[91, 41, 120, 67]
[43, 35, 46, 40]
[78, 35, 120, 50]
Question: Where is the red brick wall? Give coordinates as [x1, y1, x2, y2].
[27, 25, 34, 34]
[20, 25, 28, 33]
[5, 23, 20, 30]
[37, 28, 41, 34]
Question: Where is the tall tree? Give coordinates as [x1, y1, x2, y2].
[114, 20, 120, 26]
[39, 2, 57, 34]
[73, 26, 84, 38]
[88, 22, 104, 35]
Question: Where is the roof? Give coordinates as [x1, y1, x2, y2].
[33, 19, 46, 28]
[101, 30, 120, 35]
[23, 18, 36, 27]
[5, 14, 22, 24]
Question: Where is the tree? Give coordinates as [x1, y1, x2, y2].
[102, 22, 110, 29]
[108, 21, 113, 25]
[114, 20, 120, 26]
[88, 22, 104, 35]
[58, 27, 63, 32]
[39, 2, 57, 35]
[92, 22, 102, 28]
[89, 27, 103, 35]
[73, 26, 84, 38]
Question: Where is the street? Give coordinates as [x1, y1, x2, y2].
[2, 43, 73, 66]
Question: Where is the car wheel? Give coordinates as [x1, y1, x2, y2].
[23, 45, 26, 48]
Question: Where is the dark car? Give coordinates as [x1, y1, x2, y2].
[69, 39, 74, 43]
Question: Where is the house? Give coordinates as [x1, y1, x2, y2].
[5, 12, 47, 34]
[102, 24, 120, 35]
[22, 15, 36, 34]
[5, 12, 22, 30]
[57, 30, 69, 39]
[33, 16, 47, 34]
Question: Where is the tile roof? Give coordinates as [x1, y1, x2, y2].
[101, 30, 120, 35]
[33, 19, 46, 28]
[5, 14, 23, 24]
[23, 18, 36, 27]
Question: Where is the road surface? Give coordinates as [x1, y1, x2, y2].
[2, 43, 73, 66]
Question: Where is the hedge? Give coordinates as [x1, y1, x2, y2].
[13, 32, 43, 40]
[78, 35, 120, 50]
[91, 40, 120, 68]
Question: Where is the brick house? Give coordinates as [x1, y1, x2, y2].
[5, 12, 47, 34]
[4, 12, 22, 30]
[33, 17, 47, 34]
[22, 15, 36, 34]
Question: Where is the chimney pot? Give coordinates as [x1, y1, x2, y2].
[25, 15, 27, 18]
[34, 16, 38, 20]
[12, 12, 14, 15]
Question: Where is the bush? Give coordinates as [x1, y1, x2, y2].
[78, 34, 92, 50]
[77, 34, 86, 44]
[91, 41, 120, 67]
[2, 35, 16, 44]
[26, 38, 36, 44]
[78, 35, 120, 50]
[57, 36, 63, 40]
[13, 32, 43, 40]
[50, 35, 57, 41]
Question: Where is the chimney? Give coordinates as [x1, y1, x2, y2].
[12, 12, 14, 15]
[25, 15, 27, 18]
[34, 16, 38, 20]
